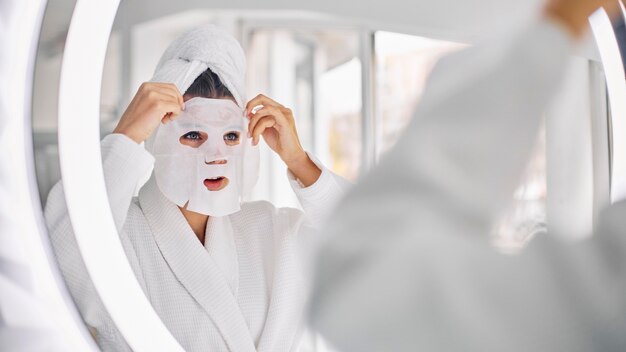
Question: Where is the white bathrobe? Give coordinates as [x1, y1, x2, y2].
[45, 133, 348, 352]
[309, 19, 626, 352]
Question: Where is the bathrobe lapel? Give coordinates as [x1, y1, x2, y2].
[139, 177, 256, 352]
[256, 212, 306, 352]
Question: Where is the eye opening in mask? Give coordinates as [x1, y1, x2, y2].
[179, 131, 208, 148]
[223, 131, 241, 146]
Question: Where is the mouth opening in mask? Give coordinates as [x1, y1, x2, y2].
[204, 176, 229, 191]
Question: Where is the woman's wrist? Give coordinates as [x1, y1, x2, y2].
[112, 125, 144, 145]
[284, 150, 322, 187]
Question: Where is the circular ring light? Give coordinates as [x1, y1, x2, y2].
[4, 0, 97, 350]
[57, 0, 184, 350]
[590, 7, 626, 203]
[52, 2, 625, 351]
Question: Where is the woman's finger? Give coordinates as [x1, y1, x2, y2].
[158, 100, 183, 124]
[148, 82, 184, 109]
[145, 90, 178, 106]
[248, 106, 280, 134]
[157, 83, 185, 108]
[245, 94, 284, 114]
[251, 116, 277, 145]
[162, 114, 174, 124]
[248, 106, 288, 136]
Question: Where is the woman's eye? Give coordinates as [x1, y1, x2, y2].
[179, 131, 207, 148]
[224, 132, 240, 142]
[183, 131, 202, 140]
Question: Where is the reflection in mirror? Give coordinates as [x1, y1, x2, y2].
[38, 5, 369, 351]
[35, 1, 618, 352]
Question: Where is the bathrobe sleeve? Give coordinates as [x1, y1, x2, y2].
[99, 134, 155, 231]
[306, 20, 626, 352]
[45, 133, 154, 350]
[46, 133, 154, 232]
[287, 153, 352, 227]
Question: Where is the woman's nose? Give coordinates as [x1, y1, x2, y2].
[205, 158, 227, 165]
[204, 147, 228, 164]
[203, 140, 230, 164]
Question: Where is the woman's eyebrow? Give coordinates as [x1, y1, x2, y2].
[224, 125, 244, 132]
[177, 122, 203, 130]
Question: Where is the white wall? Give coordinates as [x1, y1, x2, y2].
[116, 0, 544, 44]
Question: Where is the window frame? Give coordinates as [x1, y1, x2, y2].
[240, 19, 377, 174]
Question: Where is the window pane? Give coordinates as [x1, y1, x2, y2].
[374, 31, 464, 158]
[375, 31, 547, 252]
[246, 28, 361, 207]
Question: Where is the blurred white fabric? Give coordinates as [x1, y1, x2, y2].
[0, 0, 73, 350]
[308, 18, 626, 352]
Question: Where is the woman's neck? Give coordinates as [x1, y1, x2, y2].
[179, 205, 209, 244]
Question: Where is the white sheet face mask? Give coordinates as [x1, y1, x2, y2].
[151, 97, 254, 216]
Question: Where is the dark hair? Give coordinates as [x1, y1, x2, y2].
[184, 68, 234, 100]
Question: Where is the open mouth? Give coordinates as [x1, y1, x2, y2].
[203, 176, 229, 191]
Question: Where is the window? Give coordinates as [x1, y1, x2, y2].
[243, 26, 550, 249]
[374, 31, 551, 252]
[245, 26, 362, 208]
[374, 31, 464, 158]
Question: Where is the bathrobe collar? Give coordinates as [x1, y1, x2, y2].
[139, 176, 256, 352]
[254, 210, 306, 352]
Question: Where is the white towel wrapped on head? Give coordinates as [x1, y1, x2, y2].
[150, 24, 246, 108]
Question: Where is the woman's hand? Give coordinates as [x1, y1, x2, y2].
[113, 82, 185, 144]
[246, 94, 321, 187]
[545, 0, 622, 38]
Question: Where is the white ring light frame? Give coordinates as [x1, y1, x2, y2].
[57, 0, 183, 350]
[590, 7, 626, 203]
[6, 0, 97, 350]
[53, 2, 625, 352]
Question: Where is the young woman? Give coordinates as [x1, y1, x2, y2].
[46, 25, 348, 352]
